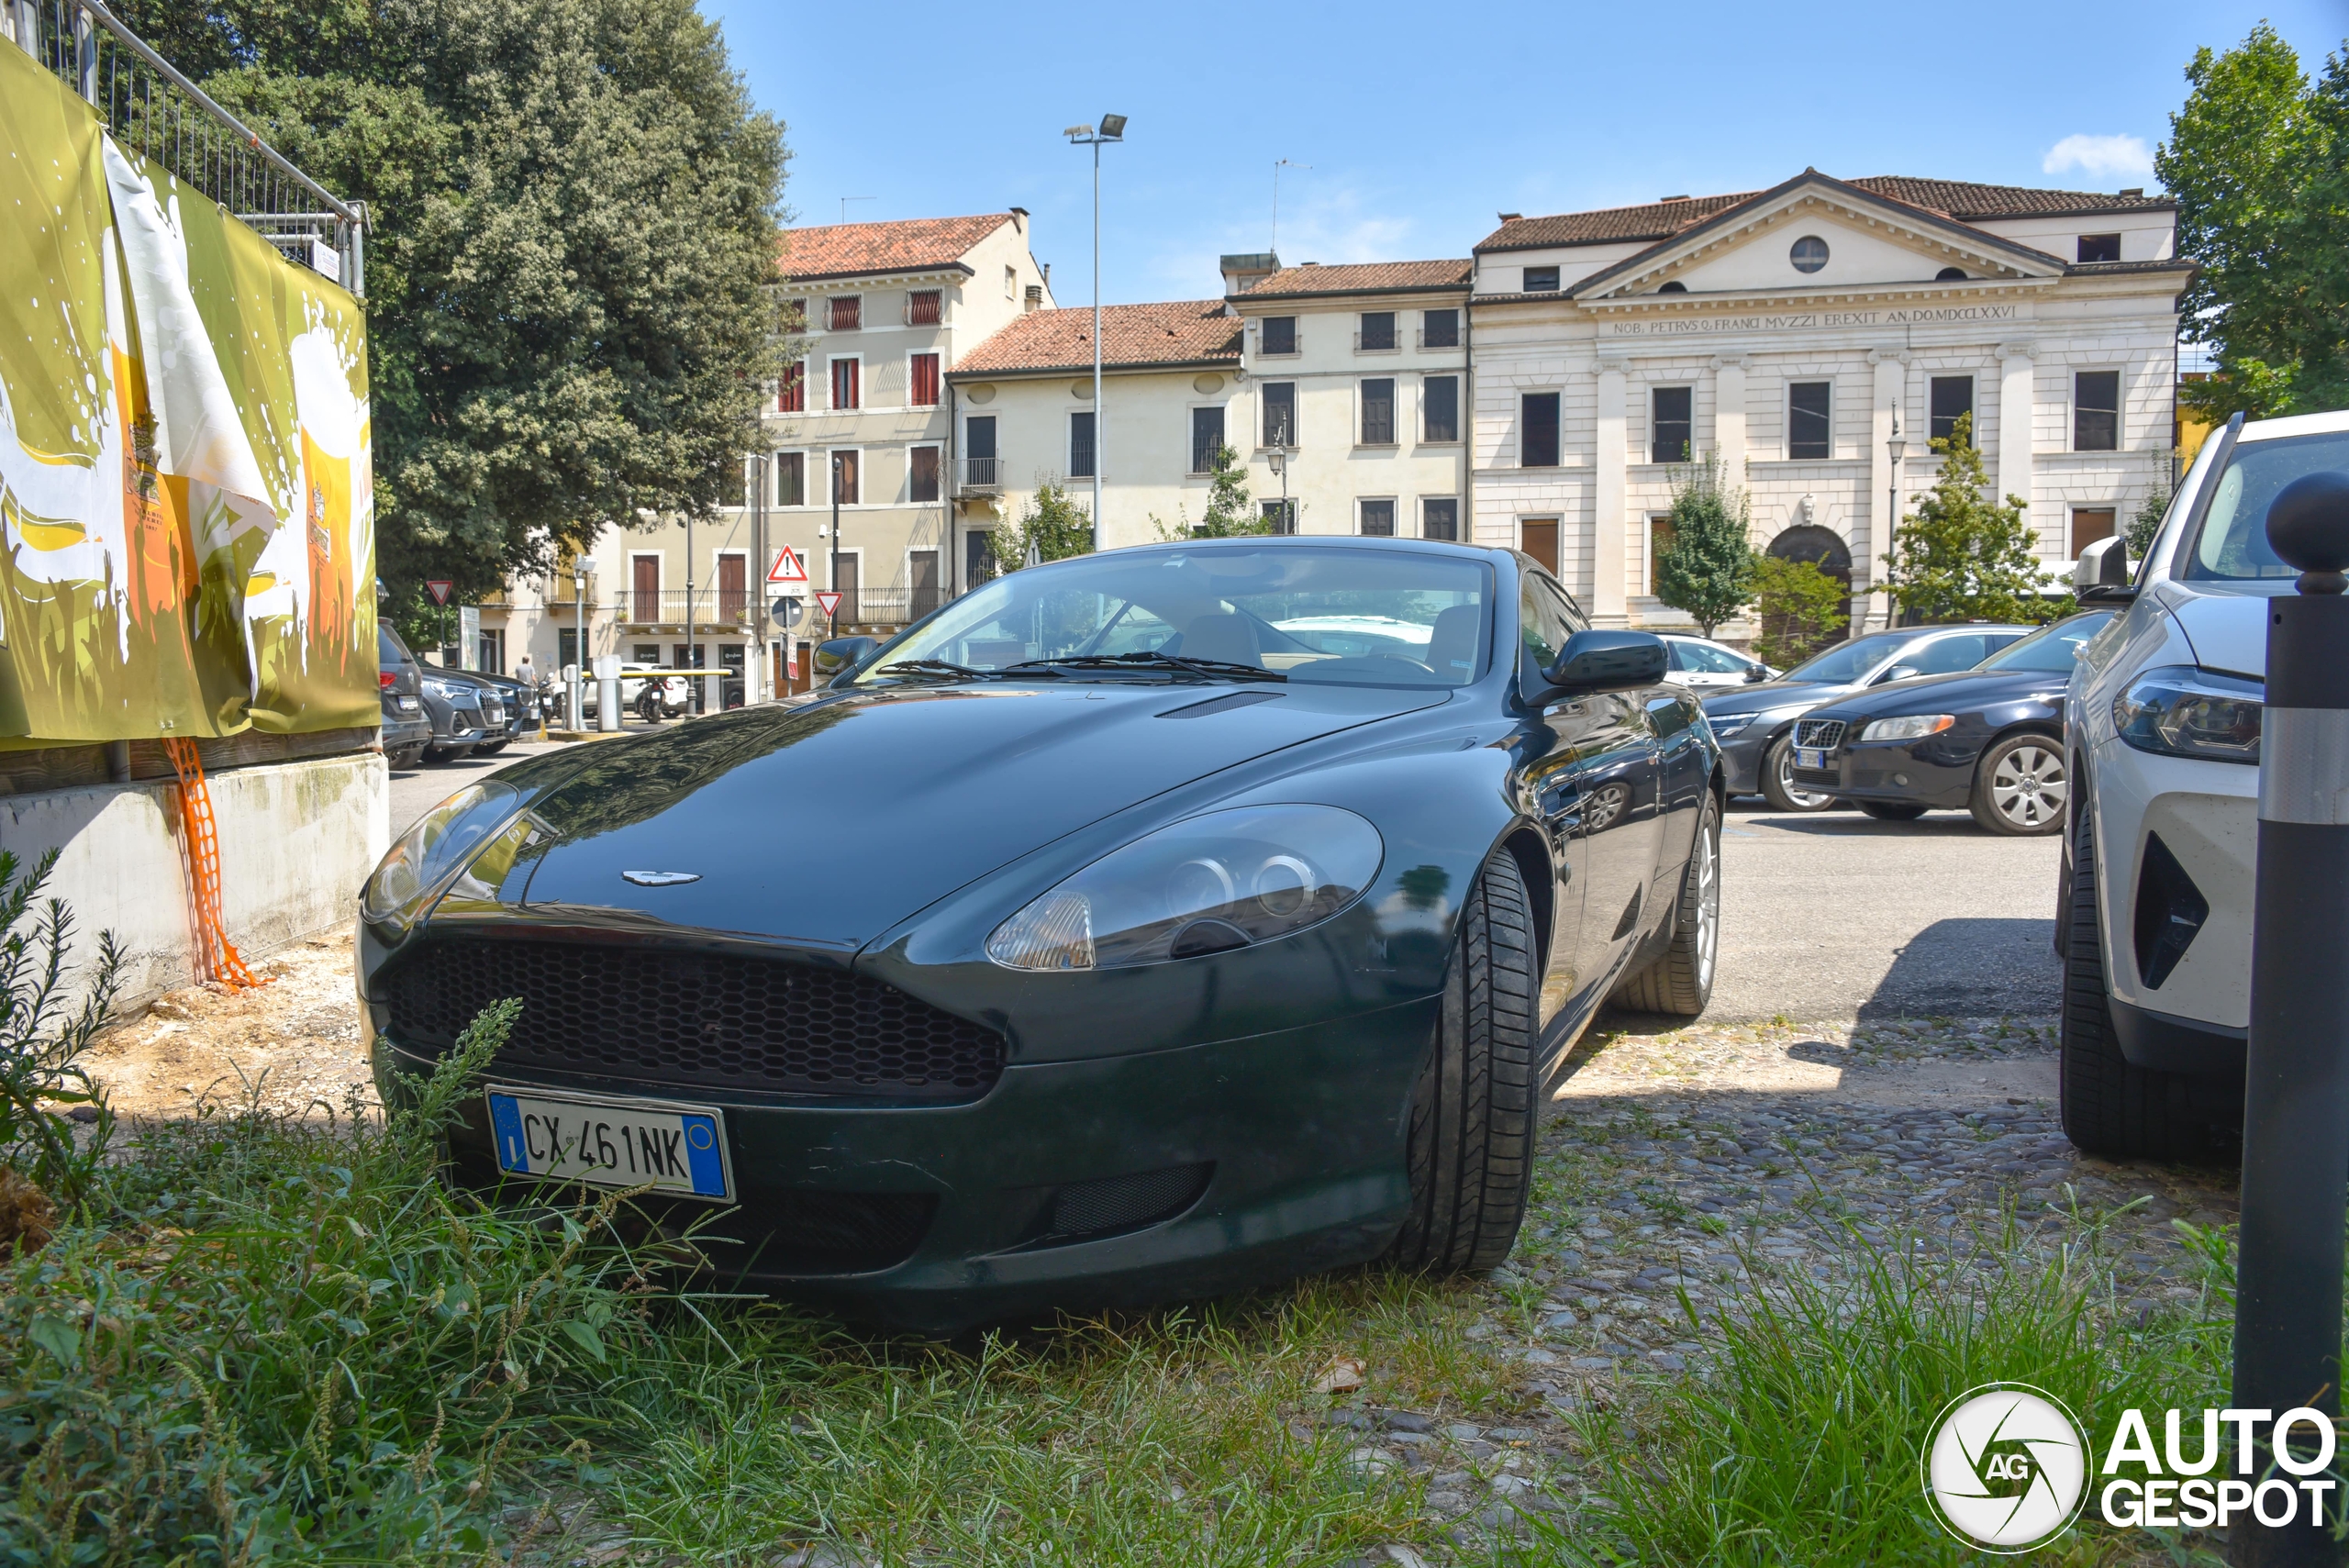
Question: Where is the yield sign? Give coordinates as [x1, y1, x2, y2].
[424, 580, 455, 606]
[815, 590, 843, 620]
[767, 545, 808, 584]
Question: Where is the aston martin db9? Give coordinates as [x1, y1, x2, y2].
[359, 539, 1723, 1329]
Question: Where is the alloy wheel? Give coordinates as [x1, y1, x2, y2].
[1992, 742, 2065, 828]
[1774, 743, 1833, 810]
[1694, 814, 1720, 989]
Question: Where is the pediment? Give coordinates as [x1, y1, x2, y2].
[1573, 175, 2066, 304]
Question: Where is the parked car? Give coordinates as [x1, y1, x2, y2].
[416, 668, 493, 762]
[1780, 611, 2115, 832]
[1698, 623, 2035, 811]
[450, 670, 535, 753]
[378, 625, 433, 769]
[2059, 407, 2349, 1161]
[360, 538, 1724, 1330]
[1659, 633, 1776, 690]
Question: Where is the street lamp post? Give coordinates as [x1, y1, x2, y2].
[829, 450, 842, 641]
[570, 557, 596, 728]
[1064, 113, 1126, 546]
[1884, 412, 1907, 630]
[1267, 445, 1289, 533]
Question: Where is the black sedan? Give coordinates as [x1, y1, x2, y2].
[1786, 610, 2115, 834]
[1698, 623, 2035, 812]
[358, 539, 1725, 1330]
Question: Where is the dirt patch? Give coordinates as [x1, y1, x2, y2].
[83, 935, 373, 1118]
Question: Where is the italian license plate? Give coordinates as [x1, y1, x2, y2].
[1795, 748, 1825, 770]
[484, 1086, 732, 1200]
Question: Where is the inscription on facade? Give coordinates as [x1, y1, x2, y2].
[1606, 303, 2020, 337]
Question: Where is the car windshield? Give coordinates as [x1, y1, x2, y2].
[1778, 632, 1911, 685]
[1976, 612, 2115, 671]
[856, 545, 1492, 687]
[2182, 429, 2349, 581]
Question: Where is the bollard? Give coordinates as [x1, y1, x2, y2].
[592, 653, 622, 734]
[2232, 469, 2349, 1567]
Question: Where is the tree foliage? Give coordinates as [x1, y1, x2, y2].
[1880, 414, 2066, 625]
[1751, 557, 1848, 669]
[1652, 454, 1759, 637]
[1152, 446, 1271, 539]
[112, 0, 791, 637]
[2157, 25, 2349, 419]
[2128, 461, 2180, 558]
[992, 483, 1097, 573]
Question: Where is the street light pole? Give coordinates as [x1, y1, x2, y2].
[1065, 114, 1126, 547]
[829, 450, 842, 641]
[1884, 410, 1907, 631]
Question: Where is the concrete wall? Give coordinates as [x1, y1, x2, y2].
[2, 751, 387, 1008]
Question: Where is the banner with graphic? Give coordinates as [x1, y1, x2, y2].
[0, 41, 373, 744]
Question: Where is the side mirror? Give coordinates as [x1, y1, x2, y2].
[1542, 630, 1669, 695]
[1881, 663, 1923, 684]
[2074, 536, 2136, 604]
[1743, 664, 1769, 683]
[815, 635, 880, 684]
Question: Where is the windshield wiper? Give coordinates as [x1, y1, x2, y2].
[1005, 650, 1286, 684]
[874, 658, 1004, 682]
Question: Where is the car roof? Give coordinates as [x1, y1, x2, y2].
[2242, 408, 2349, 443]
[1109, 534, 1504, 562]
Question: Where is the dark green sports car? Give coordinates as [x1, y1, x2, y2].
[359, 538, 1723, 1330]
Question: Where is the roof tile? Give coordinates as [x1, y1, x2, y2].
[1242, 259, 1472, 298]
[781, 214, 1013, 282]
[949, 300, 1242, 376]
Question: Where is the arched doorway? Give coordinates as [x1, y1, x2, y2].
[1759, 524, 1854, 660]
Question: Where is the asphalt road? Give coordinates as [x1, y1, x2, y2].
[1705, 799, 2063, 1023]
[391, 746, 2065, 1027]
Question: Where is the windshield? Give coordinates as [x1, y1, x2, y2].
[855, 545, 1492, 688]
[2182, 430, 2349, 581]
[1977, 611, 2115, 672]
[1779, 632, 1912, 685]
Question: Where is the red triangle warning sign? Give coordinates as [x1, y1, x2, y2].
[767, 546, 808, 584]
[815, 590, 843, 619]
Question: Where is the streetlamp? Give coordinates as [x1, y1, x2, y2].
[1267, 445, 1290, 534]
[1884, 412, 1907, 629]
[1065, 113, 1126, 545]
[570, 556, 596, 728]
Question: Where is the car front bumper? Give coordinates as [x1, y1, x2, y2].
[376, 995, 1436, 1333]
[1791, 737, 1981, 808]
[1706, 718, 1778, 795]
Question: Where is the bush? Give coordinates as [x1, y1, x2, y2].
[992, 481, 1097, 573]
[1653, 455, 1759, 637]
[0, 849, 122, 1244]
[1752, 556, 1849, 669]
[1880, 413, 2066, 626]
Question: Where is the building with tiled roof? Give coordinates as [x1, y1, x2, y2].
[780, 213, 1030, 283]
[952, 300, 1242, 376]
[1241, 260, 1474, 298]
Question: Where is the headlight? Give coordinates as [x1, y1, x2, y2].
[986, 805, 1384, 971]
[359, 781, 527, 937]
[2112, 666, 2262, 765]
[1706, 710, 1759, 735]
[422, 675, 469, 700]
[1859, 714, 1955, 742]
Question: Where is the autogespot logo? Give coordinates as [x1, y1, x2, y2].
[1921, 1384, 2091, 1552]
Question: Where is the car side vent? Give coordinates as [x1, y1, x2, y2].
[1158, 691, 1283, 718]
[2132, 832, 2209, 990]
[1028, 1162, 1212, 1247]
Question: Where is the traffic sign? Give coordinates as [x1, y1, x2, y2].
[769, 596, 802, 628]
[425, 580, 454, 606]
[767, 546, 808, 584]
[816, 590, 843, 621]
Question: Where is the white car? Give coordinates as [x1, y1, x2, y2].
[1658, 633, 1776, 689]
[2062, 407, 2349, 1160]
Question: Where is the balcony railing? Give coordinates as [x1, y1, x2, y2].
[1416, 328, 1462, 350]
[617, 589, 757, 628]
[1353, 330, 1400, 352]
[957, 456, 1003, 495]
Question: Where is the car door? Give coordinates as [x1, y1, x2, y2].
[1672, 639, 1749, 689]
[1507, 571, 1592, 1028]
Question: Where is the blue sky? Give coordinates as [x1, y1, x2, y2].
[706, 1, 2343, 306]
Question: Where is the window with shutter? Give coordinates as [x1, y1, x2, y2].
[1422, 497, 1459, 540]
[829, 295, 861, 331]
[777, 451, 805, 506]
[908, 353, 941, 407]
[1262, 383, 1296, 448]
[1359, 499, 1397, 536]
[909, 446, 941, 503]
[778, 362, 804, 413]
[907, 289, 942, 326]
[1423, 376, 1459, 442]
[1420, 309, 1459, 349]
[1069, 413, 1096, 478]
[1359, 312, 1397, 350]
[1360, 379, 1396, 445]
[1261, 317, 1297, 356]
[1191, 406, 1226, 473]
[830, 359, 860, 410]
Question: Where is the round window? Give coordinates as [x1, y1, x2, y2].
[1790, 236, 1830, 273]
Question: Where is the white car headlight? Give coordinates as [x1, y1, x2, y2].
[2112, 665, 2262, 764]
[1858, 714, 1955, 742]
[360, 781, 527, 937]
[986, 805, 1384, 971]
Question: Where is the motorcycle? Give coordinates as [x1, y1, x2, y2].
[631, 673, 693, 723]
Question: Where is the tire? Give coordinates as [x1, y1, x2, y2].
[1760, 733, 1837, 813]
[1610, 791, 1721, 1016]
[474, 740, 507, 756]
[1971, 733, 2067, 836]
[2059, 812, 2217, 1160]
[1387, 847, 1540, 1274]
[1858, 800, 1929, 822]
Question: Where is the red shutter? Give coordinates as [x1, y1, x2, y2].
[910, 353, 940, 406]
[829, 295, 861, 331]
[778, 362, 804, 413]
[831, 359, 860, 410]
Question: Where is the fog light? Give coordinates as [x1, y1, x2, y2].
[1893, 773, 1910, 786]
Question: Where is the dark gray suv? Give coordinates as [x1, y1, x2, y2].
[1698, 624, 2032, 811]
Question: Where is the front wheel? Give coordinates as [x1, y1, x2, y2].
[1387, 847, 1539, 1274]
[1609, 792, 1720, 1016]
[1972, 734, 2067, 836]
[1760, 734, 1837, 813]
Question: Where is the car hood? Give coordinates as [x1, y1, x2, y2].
[1698, 678, 1854, 717]
[2160, 582, 2278, 680]
[1798, 666, 2065, 721]
[471, 681, 1448, 951]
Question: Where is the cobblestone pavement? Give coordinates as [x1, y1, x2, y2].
[1325, 1013, 2242, 1556]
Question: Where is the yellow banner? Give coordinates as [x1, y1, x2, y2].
[0, 41, 373, 742]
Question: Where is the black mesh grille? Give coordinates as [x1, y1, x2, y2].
[385, 940, 1005, 1102]
[1793, 718, 1846, 751]
[1039, 1162, 1212, 1243]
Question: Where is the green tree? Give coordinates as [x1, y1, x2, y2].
[1880, 414, 2066, 625]
[992, 482, 1097, 573]
[2157, 25, 2349, 419]
[1751, 556, 1848, 668]
[2128, 460, 2181, 558]
[1652, 454, 1759, 637]
[1152, 445, 1272, 539]
[114, 0, 790, 628]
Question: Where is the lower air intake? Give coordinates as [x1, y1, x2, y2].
[1031, 1162, 1213, 1246]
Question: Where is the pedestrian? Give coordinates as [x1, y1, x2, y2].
[515, 651, 537, 686]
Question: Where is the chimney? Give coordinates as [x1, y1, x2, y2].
[2119, 187, 2144, 198]
[1219, 251, 1279, 298]
[1024, 284, 1042, 312]
[1009, 206, 1028, 232]
[1497, 212, 1521, 223]
[1041, 261, 1051, 287]
[1659, 195, 1691, 203]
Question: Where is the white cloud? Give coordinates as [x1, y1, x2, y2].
[2042, 133, 2155, 181]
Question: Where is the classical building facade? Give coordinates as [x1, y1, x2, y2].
[1466, 171, 2186, 629]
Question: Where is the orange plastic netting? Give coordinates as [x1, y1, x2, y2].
[161, 738, 267, 991]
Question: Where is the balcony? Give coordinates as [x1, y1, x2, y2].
[1416, 328, 1462, 350]
[617, 589, 758, 630]
[956, 456, 1003, 495]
